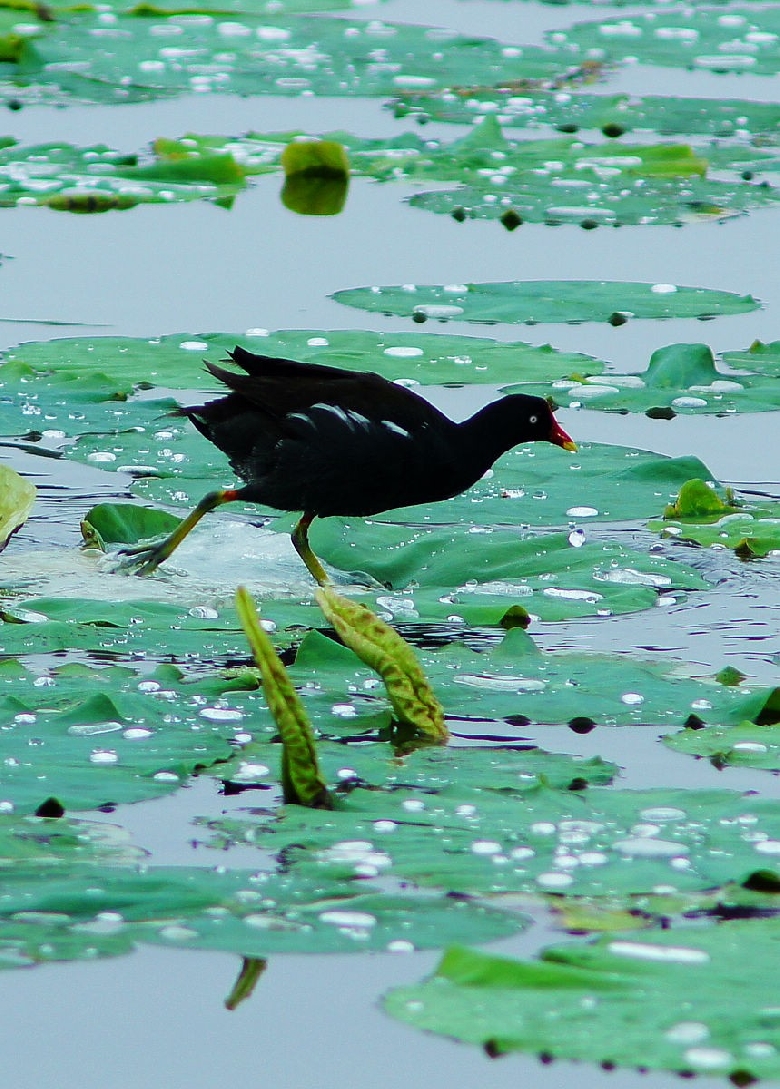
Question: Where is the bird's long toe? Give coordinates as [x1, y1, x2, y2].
[111, 539, 171, 576]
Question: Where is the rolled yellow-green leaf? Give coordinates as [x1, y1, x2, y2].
[0, 465, 35, 552]
[280, 139, 349, 180]
[235, 586, 332, 809]
[316, 586, 447, 743]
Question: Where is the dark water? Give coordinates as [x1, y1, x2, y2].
[2, 2, 780, 1085]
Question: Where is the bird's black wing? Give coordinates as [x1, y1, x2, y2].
[255, 402, 458, 518]
[229, 346, 365, 383]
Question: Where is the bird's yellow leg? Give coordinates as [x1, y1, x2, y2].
[291, 512, 331, 587]
[118, 488, 240, 576]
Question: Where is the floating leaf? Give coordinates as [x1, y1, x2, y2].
[0, 838, 523, 966]
[205, 747, 780, 898]
[2, 329, 601, 392]
[0, 656, 251, 813]
[506, 342, 780, 416]
[310, 522, 708, 625]
[415, 628, 780, 730]
[331, 281, 760, 325]
[723, 339, 780, 379]
[5, 15, 571, 107]
[662, 478, 737, 521]
[392, 90, 780, 142]
[385, 922, 780, 1080]
[649, 484, 780, 558]
[665, 721, 780, 772]
[548, 9, 780, 78]
[0, 464, 35, 550]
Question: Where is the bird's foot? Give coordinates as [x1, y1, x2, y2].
[110, 536, 176, 576]
[340, 568, 386, 590]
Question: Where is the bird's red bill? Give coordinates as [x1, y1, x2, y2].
[551, 417, 577, 452]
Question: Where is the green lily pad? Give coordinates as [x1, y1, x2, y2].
[649, 481, 780, 558]
[331, 281, 760, 325]
[548, 9, 780, 78]
[6, 14, 570, 107]
[504, 342, 780, 415]
[0, 655, 257, 813]
[159, 122, 776, 228]
[0, 867, 524, 964]
[204, 745, 780, 897]
[392, 90, 780, 142]
[276, 625, 780, 736]
[2, 328, 601, 393]
[376, 443, 714, 528]
[0, 594, 311, 660]
[723, 339, 780, 379]
[665, 721, 780, 771]
[0, 811, 144, 867]
[81, 502, 182, 549]
[310, 522, 708, 624]
[415, 628, 780, 730]
[164, 118, 780, 227]
[0, 140, 247, 212]
[0, 464, 35, 550]
[385, 922, 780, 1080]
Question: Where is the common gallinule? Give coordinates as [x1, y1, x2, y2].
[120, 346, 576, 584]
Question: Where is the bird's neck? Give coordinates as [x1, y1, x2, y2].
[459, 400, 520, 473]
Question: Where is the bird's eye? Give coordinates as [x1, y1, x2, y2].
[529, 415, 538, 425]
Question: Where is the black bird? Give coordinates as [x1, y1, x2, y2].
[121, 346, 576, 584]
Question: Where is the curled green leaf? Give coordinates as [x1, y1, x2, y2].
[315, 586, 447, 743]
[235, 586, 332, 809]
[663, 478, 737, 521]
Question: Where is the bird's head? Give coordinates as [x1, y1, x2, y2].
[546, 397, 577, 452]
